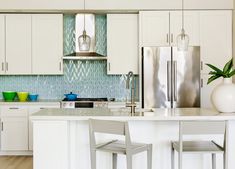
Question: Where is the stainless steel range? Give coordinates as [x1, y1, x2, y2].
[60, 98, 109, 108]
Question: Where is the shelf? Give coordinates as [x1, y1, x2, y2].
[63, 52, 107, 60]
[63, 56, 107, 60]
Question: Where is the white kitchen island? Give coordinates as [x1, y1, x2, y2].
[31, 108, 235, 169]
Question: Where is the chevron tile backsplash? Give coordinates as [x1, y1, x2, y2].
[0, 14, 139, 101]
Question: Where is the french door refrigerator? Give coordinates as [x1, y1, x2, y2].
[142, 46, 200, 108]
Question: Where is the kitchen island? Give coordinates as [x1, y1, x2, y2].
[31, 108, 235, 169]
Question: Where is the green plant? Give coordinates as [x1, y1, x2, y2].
[206, 58, 235, 84]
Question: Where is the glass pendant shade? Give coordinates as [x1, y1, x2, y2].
[78, 30, 91, 51]
[176, 29, 189, 51]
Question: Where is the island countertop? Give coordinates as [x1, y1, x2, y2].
[30, 107, 235, 121]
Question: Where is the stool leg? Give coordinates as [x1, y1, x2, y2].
[126, 154, 132, 169]
[212, 153, 216, 169]
[112, 153, 117, 169]
[171, 144, 174, 169]
[90, 150, 96, 169]
[178, 151, 182, 169]
[147, 145, 152, 169]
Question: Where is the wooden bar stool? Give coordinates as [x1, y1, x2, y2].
[171, 121, 226, 169]
[89, 119, 152, 169]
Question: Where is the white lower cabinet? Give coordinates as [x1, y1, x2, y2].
[28, 104, 60, 151]
[0, 102, 60, 153]
[0, 107, 28, 151]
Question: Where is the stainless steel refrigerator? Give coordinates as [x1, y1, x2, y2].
[142, 47, 200, 108]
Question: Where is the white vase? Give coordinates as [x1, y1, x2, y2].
[211, 78, 235, 113]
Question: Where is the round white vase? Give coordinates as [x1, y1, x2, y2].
[211, 78, 235, 113]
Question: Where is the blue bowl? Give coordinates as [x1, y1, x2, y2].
[28, 94, 39, 101]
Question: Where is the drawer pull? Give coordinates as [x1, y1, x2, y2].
[40, 108, 45, 109]
[9, 107, 19, 109]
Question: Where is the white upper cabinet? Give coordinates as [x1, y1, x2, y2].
[140, 11, 199, 47]
[32, 14, 63, 75]
[5, 14, 32, 75]
[0, 0, 232, 11]
[140, 11, 170, 47]
[170, 11, 200, 46]
[0, 15, 5, 75]
[85, 0, 232, 10]
[107, 14, 138, 75]
[199, 10, 232, 74]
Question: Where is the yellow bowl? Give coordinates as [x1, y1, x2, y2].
[17, 92, 29, 102]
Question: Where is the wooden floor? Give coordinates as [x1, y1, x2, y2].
[0, 156, 33, 169]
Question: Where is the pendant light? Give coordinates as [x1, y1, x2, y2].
[78, 0, 91, 51]
[176, 0, 189, 51]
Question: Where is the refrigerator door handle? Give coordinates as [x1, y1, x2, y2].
[167, 61, 171, 101]
[173, 61, 177, 101]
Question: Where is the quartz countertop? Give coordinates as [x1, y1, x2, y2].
[0, 99, 61, 105]
[30, 108, 235, 121]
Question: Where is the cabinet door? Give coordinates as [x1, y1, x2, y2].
[32, 14, 63, 75]
[0, 15, 5, 75]
[200, 74, 222, 108]
[107, 14, 138, 74]
[200, 11, 232, 74]
[170, 11, 200, 46]
[1, 117, 28, 151]
[140, 11, 170, 46]
[5, 14, 31, 75]
[28, 103, 60, 151]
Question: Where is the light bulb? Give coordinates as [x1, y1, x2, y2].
[177, 29, 189, 51]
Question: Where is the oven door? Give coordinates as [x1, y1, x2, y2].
[75, 102, 94, 108]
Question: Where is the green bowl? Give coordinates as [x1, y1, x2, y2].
[2, 91, 17, 102]
[17, 92, 29, 102]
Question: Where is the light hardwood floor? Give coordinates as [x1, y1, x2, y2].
[0, 156, 33, 169]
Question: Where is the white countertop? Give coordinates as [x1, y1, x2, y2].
[30, 108, 235, 121]
[0, 99, 61, 105]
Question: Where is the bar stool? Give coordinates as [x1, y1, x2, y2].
[171, 121, 226, 169]
[89, 119, 152, 169]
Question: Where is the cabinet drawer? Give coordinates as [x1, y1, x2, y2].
[1, 107, 28, 117]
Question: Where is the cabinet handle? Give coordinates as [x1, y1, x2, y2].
[1, 62, 4, 71]
[9, 107, 19, 109]
[5, 62, 8, 71]
[201, 61, 203, 70]
[171, 34, 173, 43]
[40, 107, 45, 109]
[1, 122, 3, 131]
[59, 62, 62, 71]
[108, 62, 111, 71]
[201, 79, 203, 88]
[166, 34, 169, 43]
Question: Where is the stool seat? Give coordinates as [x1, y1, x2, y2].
[96, 140, 151, 155]
[89, 119, 152, 169]
[172, 141, 224, 153]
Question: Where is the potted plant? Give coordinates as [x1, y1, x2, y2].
[206, 58, 235, 113]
